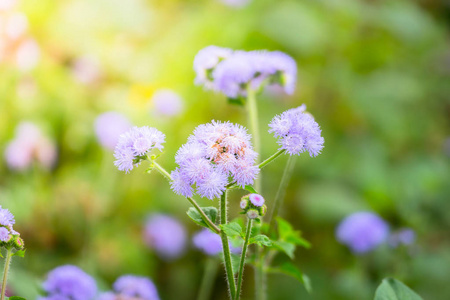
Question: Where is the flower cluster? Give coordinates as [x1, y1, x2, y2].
[269, 105, 324, 157]
[95, 112, 132, 150]
[143, 214, 187, 260]
[240, 194, 267, 219]
[194, 46, 297, 98]
[99, 275, 160, 300]
[114, 126, 165, 173]
[171, 121, 259, 199]
[39, 265, 97, 300]
[336, 212, 389, 254]
[4, 122, 57, 171]
[0, 206, 23, 250]
[193, 228, 241, 256]
[388, 228, 416, 248]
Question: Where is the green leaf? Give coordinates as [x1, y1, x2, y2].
[12, 249, 25, 258]
[249, 235, 272, 247]
[374, 278, 423, 300]
[227, 97, 245, 106]
[268, 262, 312, 293]
[277, 217, 311, 249]
[9, 297, 27, 300]
[272, 241, 295, 259]
[220, 222, 243, 238]
[186, 207, 218, 230]
[243, 185, 258, 194]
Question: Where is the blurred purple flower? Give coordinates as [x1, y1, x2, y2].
[171, 121, 259, 199]
[194, 46, 232, 89]
[388, 228, 416, 248]
[269, 105, 324, 157]
[4, 122, 57, 171]
[42, 265, 97, 300]
[113, 275, 159, 300]
[97, 292, 116, 300]
[194, 48, 297, 98]
[143, 214, 187, 260]
[0, 206, 15, 227]
[114, 126, 165, 173]
[150, 89, 184, 117]
[249, 194, 264, 207]
[219, 0, 250, 7]
[193, 229, 241, 256]
[336, 212, 389, 254]
[95, 112, 132, 150]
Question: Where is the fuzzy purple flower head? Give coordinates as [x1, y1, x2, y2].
[41, 265, 97, 300]
[143, 214, 187, 260]
[194, 46, 297, 98]
[0, 227, 9, 242]
[194, 46, 233, 89]
[336, 212, 389, 254]
[171, 121, 259, 199]
[150, 89, 184, 117]
[0, 206, 15, 227]
[249, 194, 264, 207]
[113, 275, 159, 300]
[95, 112, 132, 150]
[114, 126, 165, 173]
[269, 105, 324, 157]
[193, 229, 240, 256]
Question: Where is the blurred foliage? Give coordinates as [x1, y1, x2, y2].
[0, 0, 449, 299]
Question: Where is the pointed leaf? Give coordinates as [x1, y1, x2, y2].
[12, 249, 25, 258]
[272, 241, 295, 259]
[249, 235, 272, 247]
[220, 222, 243, 238]
[244, 185, 258, 194]
[374, 278, 423, 300]
[268, 262, 311, 293]
[186, 207, 218, 230]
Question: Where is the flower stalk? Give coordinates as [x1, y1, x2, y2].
[220, 191, 237, 299]
[235, 219, 253, 300]
[1, 248, 12, 300]
[258, 149, 286, 169]
[246, 86, 261, 192]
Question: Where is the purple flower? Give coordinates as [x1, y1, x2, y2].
[4, 122, 57, 171]
[150, 89, 184, 117]
[388, 228, 416, 248]
[336, 212, 389, 254]
[269, 105, 324, 157]
[194, 47, 297, 98]
[171, 121, 259, 199]
[96, 292, 116, 300]
[114, 126, 165, 173]
[0, 227, 10, 242]
[95, 112, 132, 150]
[249, 194, 264, 207]
[143, 214, 187, 260]
[193, 229, 240, 255]
[0, 207, 15, 227]
[42, 265, 97, 300]
[219, 0, 250, 7]
[113, 275, 159, 300]
[194, 46, 233, 89]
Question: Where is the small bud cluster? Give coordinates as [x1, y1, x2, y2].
[240, 194, 267, 219]
[0, 206, 23, 251]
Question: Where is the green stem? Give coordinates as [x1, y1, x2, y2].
[1, 248, 12, 300]
[246, 87, 261, 192]
[220, 191, 236, 299]
[235, 219, 253, 300]
[258, 149, 286, 169]
[197, 257, 219, 300]
[267, 156, 296, 235]
[153, 162, 221, 234]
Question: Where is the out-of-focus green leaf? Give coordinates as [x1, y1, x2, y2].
[12, 250, 26, 258]
[249, 234, 272, 247]
[186, 207, 218, 230]
[9, 297, 27, 300]
[220, 222, 243, 238]
[374, 278, 423, 300]
[268, 262, 312, 293]
[244, 185, 258, 194]
[272, 241, 295, 259]
[277, 217, 311, 248]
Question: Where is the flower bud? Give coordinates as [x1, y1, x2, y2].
[247, 209, 259, 219]
[240, 199, 249, 210]
[13, 236, 24, 250]
[258, 204, 267, 217]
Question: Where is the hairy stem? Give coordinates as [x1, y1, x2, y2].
[235, 219, 253, 300]
[153, 161, 220, 234]
[220, 191, 236, 299]
[258, 149, 286, 169]
[197, 257, 219, 300]
[1, 248, 12, 300]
